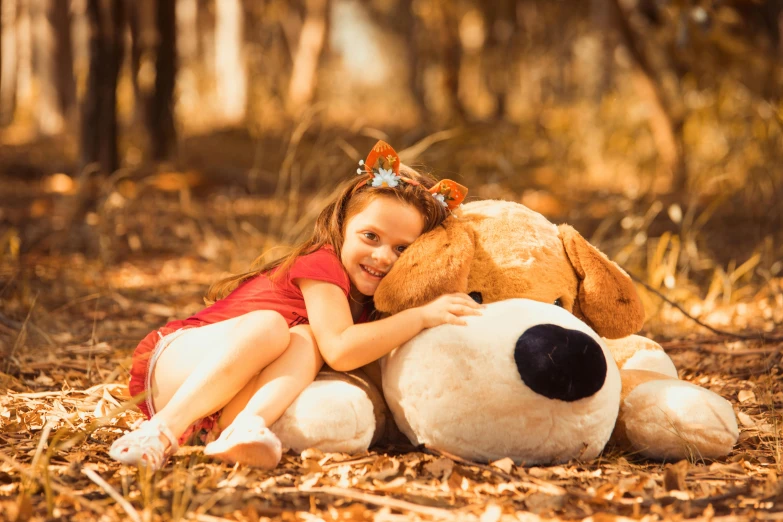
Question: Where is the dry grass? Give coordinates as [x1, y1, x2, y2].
[1, 128, 783, 520]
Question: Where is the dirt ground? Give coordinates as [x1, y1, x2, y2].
[1, 157, 782, 521]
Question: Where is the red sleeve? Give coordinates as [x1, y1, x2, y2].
[288, 248, 351, 297]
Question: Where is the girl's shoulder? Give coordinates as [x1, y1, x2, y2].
[288, 246, 350, 296]
[293, 245, 340, 267]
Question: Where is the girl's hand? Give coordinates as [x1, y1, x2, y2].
[417, 293, 484, 328]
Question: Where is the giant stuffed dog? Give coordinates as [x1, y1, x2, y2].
[269, 200, 739, 462]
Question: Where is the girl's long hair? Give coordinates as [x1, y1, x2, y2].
[205, 164, 449, 303]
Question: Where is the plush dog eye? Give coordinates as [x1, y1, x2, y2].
[469, 292, 483, 304]
[554, 298, 563, 307]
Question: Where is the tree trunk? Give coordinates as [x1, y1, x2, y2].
[128, 0, 156, 131]
[482, 0, 517, 119]
[0, 0, 15, 125]
[608, 0, 687, 193]
[31, 0, 62, 134]
[436, 0, 464, 121]
[14, 0, 30, 116]
[215, 0, 246, 123]
[81, 0, 125, 175]
[286, 0, 327, 115]
[196, 0, 215, 85]
[0, 0, 3, 115]
[148, 0, 176, 160]
[50, 0, 75, 117]
[400, 0, 426, 119]
[126, 0, 141, 124]
[589, 0, 613, 101]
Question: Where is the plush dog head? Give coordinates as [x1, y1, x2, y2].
[375, 200, 645, 339]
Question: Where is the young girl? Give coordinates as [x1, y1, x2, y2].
[109, 140, 480, 471]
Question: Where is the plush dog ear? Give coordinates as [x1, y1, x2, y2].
[374, 218, 475, 315]
[558, 224, 645, 339]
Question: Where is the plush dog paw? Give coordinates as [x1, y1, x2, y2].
[270, 380, 376, 454]
[613, 371, 739, 460]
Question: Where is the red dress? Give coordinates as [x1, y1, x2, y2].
[127, 247, 363, 441]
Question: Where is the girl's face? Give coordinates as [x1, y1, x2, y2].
[341, 196, 425, 299]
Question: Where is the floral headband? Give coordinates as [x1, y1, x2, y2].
[355, 140, 468, 211]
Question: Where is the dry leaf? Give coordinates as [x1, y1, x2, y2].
[367, 456, 400, 481]
[526, 491, 567, 513]
[737, 411, 756, 427]
[663, 460, 689, 491]
[424, 457, 453, 479]
[480, 503, 503, 522]
[490, 457, 515, 474]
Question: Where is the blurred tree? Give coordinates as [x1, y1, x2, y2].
[399, 0, 426, 118]
[50, 0, 75, 120]
[150, 0, 176, 159]
[408, 0, 464, 122]
[81, 0, 124, 175]
[482, 0, 517, 119]
[29, 0, 74, 135]
[126, 0, 150, 128]
[608, 0, 688, 193]
[14, 0, 30, 120]
[287, 0, 329, 115]
[196, 0, 216, 112]
[242, 0, 291, 129]
[215, 0, 247, 124]
[0, 0, 11, 125]
[127, 0, 176, 160]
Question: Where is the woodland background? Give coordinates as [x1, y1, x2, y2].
[0, 0, 782, 521]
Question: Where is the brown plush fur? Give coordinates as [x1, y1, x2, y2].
[375, 200, 645, 340]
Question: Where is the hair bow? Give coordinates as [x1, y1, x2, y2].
[356, 140, 468, 211]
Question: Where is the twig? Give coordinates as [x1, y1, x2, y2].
[321, 456, 377, 470]
[662, 343, 783, 356]
[187, 514, 235, 522]
[82, 467, 141, 522]
[690, 484, 751, 508]
[629, 272, 783, 342]
[28, 421, 55, 514]
[291, 486, 455, 518]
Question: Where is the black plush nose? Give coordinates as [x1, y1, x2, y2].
[514, 324, 607, 402]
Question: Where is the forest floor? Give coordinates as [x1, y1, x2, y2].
[1, 134, 783, 521]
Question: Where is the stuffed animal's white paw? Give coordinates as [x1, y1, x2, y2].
[270, 380, 375, 454]
[619, 378, 739, 460]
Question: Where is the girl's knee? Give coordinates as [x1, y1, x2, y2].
[289, 325, 324, 367]
[234, 311, 290, 353]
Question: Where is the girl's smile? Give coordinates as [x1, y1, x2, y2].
[360, 265, 386, 278]
[341, 196, 425, 299]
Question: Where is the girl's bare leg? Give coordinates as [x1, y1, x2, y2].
[148, 310, 290, 438]
[203, 325, 323, 465]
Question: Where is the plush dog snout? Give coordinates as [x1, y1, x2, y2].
[514, 324, 607, 402]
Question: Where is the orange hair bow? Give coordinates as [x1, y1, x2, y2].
[429, 179, 468, 211]
[356, 140, 468, 211]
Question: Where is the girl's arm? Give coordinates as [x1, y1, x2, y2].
[298, 279, 480, 372]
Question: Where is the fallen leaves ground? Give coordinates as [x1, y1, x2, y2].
[1, 177, 783, 521]
[1, 253, 782, 522]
